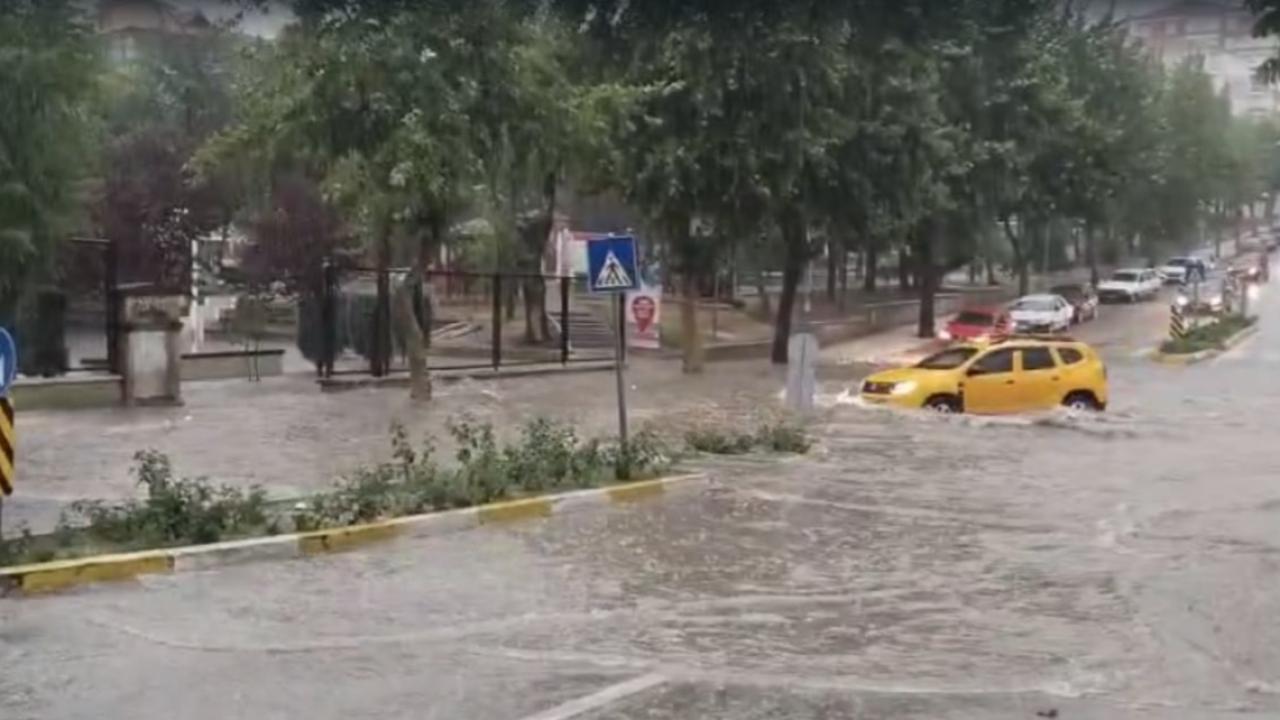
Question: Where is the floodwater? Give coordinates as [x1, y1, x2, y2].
[2, 289, 1280, 719]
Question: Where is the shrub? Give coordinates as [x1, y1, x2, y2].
[63, 450, 268, 547]
[685, 427, 757, 455]
[296, 418, 675, 531]
[16, 287, 68, 377]
[757, 421, 812, 454]
[684, 421, 811, 455]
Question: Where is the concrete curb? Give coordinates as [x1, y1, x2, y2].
[1150, 323, 1258, 366]
[0, 473, 708, 597]
[317, 361, 616, 392]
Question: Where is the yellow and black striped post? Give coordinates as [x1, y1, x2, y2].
[0, 396, 13, 496]
[1170, 303, 1188, 341]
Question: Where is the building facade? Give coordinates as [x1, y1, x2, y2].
[1121, 0, 1280, 116]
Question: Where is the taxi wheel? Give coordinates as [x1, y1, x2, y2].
[924, 395, 961, 414]
[1063, 391, 1100, 412]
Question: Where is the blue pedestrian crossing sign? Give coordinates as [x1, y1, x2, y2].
[0, 328, 15, 397]
[586, 235, 639, 293]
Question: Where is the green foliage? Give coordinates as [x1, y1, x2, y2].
[62, 450, 269, 548]
[756, 421, 813, 454]
[1160, 314, 1257, 355]
[685, 421, 811, 455]
[0, 1, 100, 315]
[296, 292, 348, 373]
[685, 428, 758, 456]
[294, 418, 675, 531]
[15, 287, 68, 377]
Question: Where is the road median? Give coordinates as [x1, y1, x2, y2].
[0, 472, 709, 597]
[1150, 318, 1259, 365]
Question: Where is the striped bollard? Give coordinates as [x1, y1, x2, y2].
[1170, 303, 1188, 340]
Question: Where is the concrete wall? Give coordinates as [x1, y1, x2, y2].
[11, 376, 122, 411]
[181, 350, 284, 382]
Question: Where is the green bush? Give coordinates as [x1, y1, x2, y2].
[757, 422, 812, 454]
[297, 292, 350, 373]
[685, 427, 757, 455]
[1160, 314, 1256, 355]
[295, 418, 675, 531]
[16, 287, 68, 377]
[63, 450, 268, 547]
[684, 421, 811, 455]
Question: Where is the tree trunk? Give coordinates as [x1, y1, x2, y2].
[393, 277, 431, 401]
[985, 254, 997, 286]
[915, 221, 937, 339]
[863, 246, 878, 292]
[771, 206, 807, 365]
[825, 239, 837, 302]
[838, 245, 849, 311]
[680, 272, 704, 374]
[522, 277, 540, 344]
[1085, 222, 1099, 288]
[897, 247, 911, 290]
[1002, 217, 1029, 297]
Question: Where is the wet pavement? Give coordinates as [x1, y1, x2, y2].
[4, 281, 1280, 718]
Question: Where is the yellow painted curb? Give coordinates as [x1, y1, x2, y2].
[297, 521, 403, 555]
[8, 552, 174, 595]
[476, 497, 553, 525]
[607, 479, 666, 504]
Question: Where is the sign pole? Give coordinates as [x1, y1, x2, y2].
[613, 292, 629, 448]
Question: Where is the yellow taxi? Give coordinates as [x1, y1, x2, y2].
[858, 337, 1107, 414]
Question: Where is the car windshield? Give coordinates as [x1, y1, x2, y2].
[916, 347, 980, 369]
[1166, 258, 1191, 267]
[1112, 271, 1140, 282]
[953, 311, 993, 325]
[1013, 298, 1056, 312]
[1051, 286, 1082, 299]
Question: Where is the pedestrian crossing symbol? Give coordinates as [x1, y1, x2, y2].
[586, 235, 639, 293]
[595, 251, 633, 290]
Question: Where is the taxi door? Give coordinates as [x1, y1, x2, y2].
[961, 348, 1019, 413]
[1013, 346, 1062, 411]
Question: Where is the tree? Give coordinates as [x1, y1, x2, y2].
[0, 1, 99, 317]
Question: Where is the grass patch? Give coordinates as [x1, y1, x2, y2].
[685, 420, 811, 455]
[1160, 314, 1256, 355]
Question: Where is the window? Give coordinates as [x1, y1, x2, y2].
[969, 349, 1015, 376]
[1057, 348, 1084, 365]
[1021, 347, 1057, 371]
[955, 311, 994, 326]
[917, 347, 979, 370]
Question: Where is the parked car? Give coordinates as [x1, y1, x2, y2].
[938, 307, 1012, 343]
[1157, 257, 1207, 284]
[1050, 283, 1099, 323]
[1008, 294, 1075, 333]
[859, 338, 1108, 414]
[1097, 268, 1161, 303]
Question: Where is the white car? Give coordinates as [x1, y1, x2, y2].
[1097, 268, 1162, 303]
[1008, 294, 1075, 333]
[1156, 262, 1188, 285]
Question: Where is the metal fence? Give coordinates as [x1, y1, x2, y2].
[314, 265, 615, 378]
[15, 238, 121, 377]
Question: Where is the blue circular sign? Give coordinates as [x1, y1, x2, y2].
[0, 327, 16, 396]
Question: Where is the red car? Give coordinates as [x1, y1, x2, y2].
[938, 307, 1011, 343]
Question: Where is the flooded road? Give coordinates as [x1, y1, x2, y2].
[3, 288, 1280, 719]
